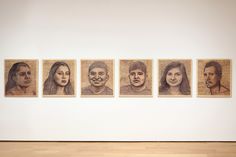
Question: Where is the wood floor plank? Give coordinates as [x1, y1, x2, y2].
[0, 142, 235, 157]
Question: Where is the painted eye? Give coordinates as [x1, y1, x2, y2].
[209, 73, 214, 76]
[18, 72, 24, 76]
[175, 73, 181, 76]
[167, 72, 172, 76]
[90, 71, 96, 76]
[130, 72, 135, 76]
[65, 71, 70, 75]
[27, 71, 31, 75]
[98, 72, 104, 75]
[138, 72, 144, 75]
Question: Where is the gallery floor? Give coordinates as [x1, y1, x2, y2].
[0, 142, 235, 157]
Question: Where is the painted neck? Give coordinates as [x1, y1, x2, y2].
[56, 86, 65, 95]
[90, 85, 106, 94]
[131, 84, 146, 92]
[168, 86, 181, 95]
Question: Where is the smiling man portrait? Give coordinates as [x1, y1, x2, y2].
[81, 60, 114, 96]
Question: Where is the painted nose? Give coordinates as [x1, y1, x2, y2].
[25, 73, 30, 79]
[171, 75, 175, 80]
[95, 74, 99, 79]
[134, 74, 139, 79]
[62, 74, 66, 79]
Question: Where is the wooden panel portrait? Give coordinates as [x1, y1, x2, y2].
[120, 59, 152, 97]
[43, 60, 76, 97]
[5, 59, 38, 97]
[81, 60, 114, 97]
[158, 59, 192, 97]
[198, 59, 231, 97]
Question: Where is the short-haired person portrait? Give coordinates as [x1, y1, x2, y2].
[158, 60, 192, 97]
[5, 59, 38, 97]
[81, 60, 114, 96]
[120, 60, 152, 96]
[43, 60, 76, 96]
[198, 59, 231, 97]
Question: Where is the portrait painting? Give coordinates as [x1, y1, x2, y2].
[197, 59, 231, 97]
[43, 60, 76, 97]
[81, 59, 114, 97]
[158, 59, 192, 97]
[5, 59, 38, 97]
[120, 59, 152, 97]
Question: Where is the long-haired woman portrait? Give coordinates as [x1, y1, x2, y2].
[5, 61, 36, 96]
[43, 61, 74, 95]
[159, 61, 191, 96]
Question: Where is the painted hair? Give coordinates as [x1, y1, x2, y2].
[204, 61, 222, 79]
[5, 62, 30, 93]
[88, 61, 108, 74]
[129, 61, 147, 74]
[159, 62, 191, 95]
[43, 62, 74, 95]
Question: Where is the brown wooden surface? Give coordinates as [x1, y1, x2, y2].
[0, 142, 236, 157]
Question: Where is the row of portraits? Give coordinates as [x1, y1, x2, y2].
[4, 59, 232, 97]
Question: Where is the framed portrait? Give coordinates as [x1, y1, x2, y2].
[4, 59, 38, 97]
[197, 59, 231, 97]
[119, 59, 152, 97]
[158, 59, 192, 97]
[43, 59, 76, 97]
[81, 59, 114, 97]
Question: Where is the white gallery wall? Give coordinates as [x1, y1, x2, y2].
[0, 0, 236, 141]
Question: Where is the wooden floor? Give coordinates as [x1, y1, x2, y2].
[0, 142, 236, 157]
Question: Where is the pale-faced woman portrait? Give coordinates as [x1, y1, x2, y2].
[158, 60, 192, 96]
[43, 60, 76, 96]
[5, 60, 38, 97]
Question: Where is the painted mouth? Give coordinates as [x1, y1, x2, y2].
[206, 81, 212, 85]
[169, 80, 178, 84]
[24, 80, 31, 84]
[61, 80, 67, 83]
[92, 79, 103, 83]
[133, 80, 140, 83]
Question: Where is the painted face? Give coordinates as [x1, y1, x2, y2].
[54, 65, 70, 87]
[129, 69, 146, 87]
[204, 66, 220, 88]
[14, 66, 32, 88]
[88, 68, 108, 87]
[166, 67, 183, 87]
